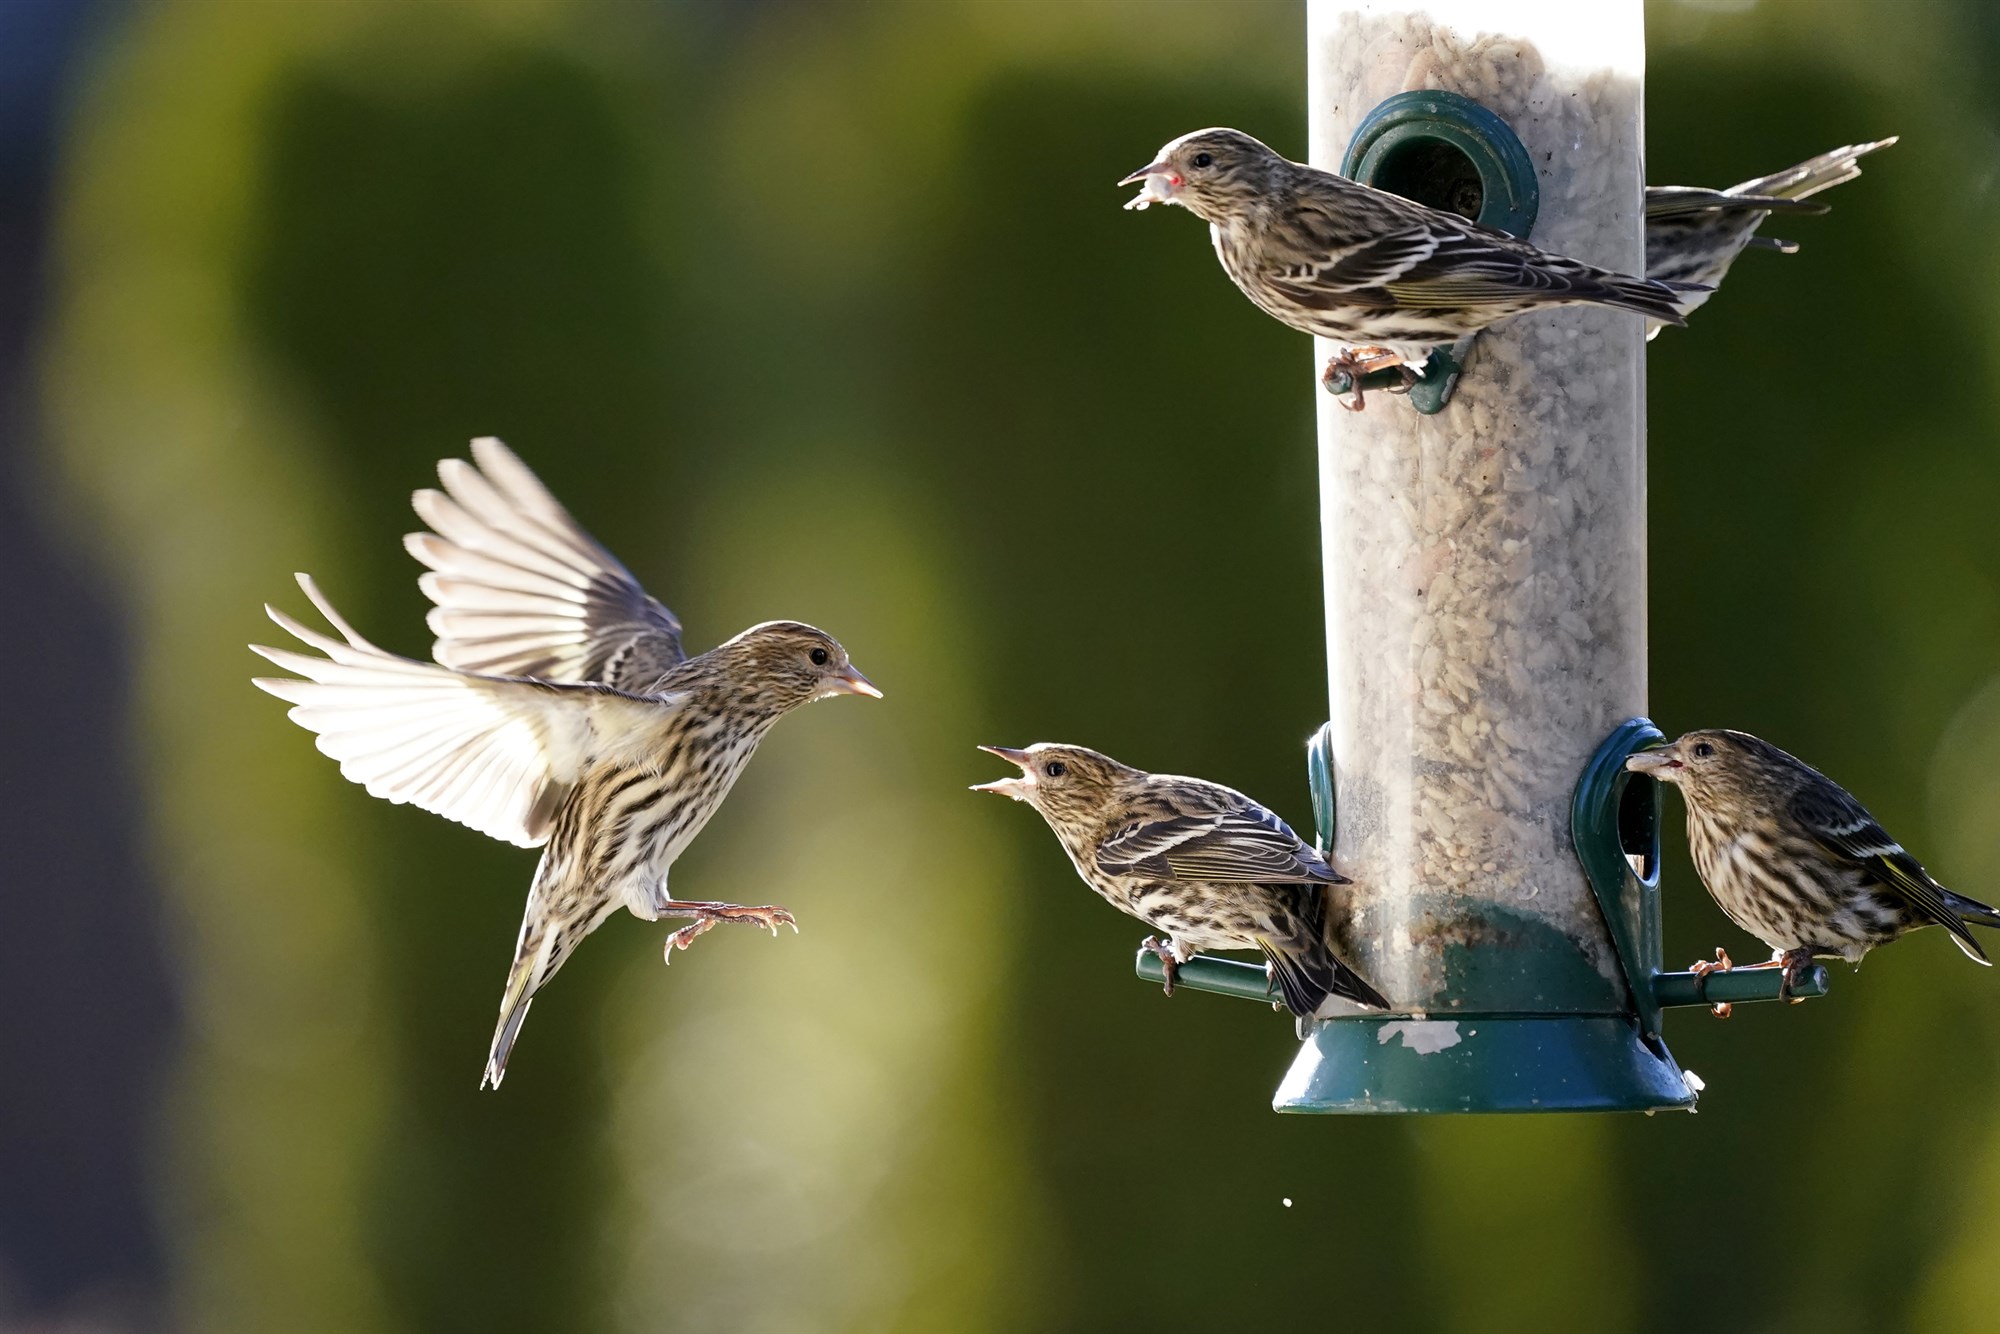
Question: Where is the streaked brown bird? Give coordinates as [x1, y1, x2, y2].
[251, 437, 881, 1088]
[973, 743, 1387, 1016]
[1628, 728, 1998, 1011]
[1645, 137, 1896, 335]
[1120, 126, 1704, 407]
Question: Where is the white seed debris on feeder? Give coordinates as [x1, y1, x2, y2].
[1311, 2, 1645, 1005]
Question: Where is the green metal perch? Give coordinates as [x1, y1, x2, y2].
[1134, 948, 1830, 1010]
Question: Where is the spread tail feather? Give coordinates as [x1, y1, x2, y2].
[1644, 186, 1829, 221]
[1942, 888, 2000, 928]
[482, 925, 555, 1090]
[1941, 889, 2000, 965]
[1729, 137, 1898, 202]
[1261, 938, 1390, 1016]
[483, 990, 535, 1089]
[1603, 275, 1711, 327]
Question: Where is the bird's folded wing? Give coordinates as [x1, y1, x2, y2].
[1791, 784, 1988, 962]
[405, 436, 686, 691]
[1269, 224, 1592, 310]
[1377, 233, 1605, 305]
[1095, 806, 1345, 884]
[1309, 226, 1442, 291]
[251, 573, 671, 848]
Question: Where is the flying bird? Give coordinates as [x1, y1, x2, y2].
[1629, 727, 1997, 1014]
[1120, 126, 1704, 408]
[973, 743, 1387, 1016]
[252, 437, 880, 1087]
[1645, 137, 1896, 334]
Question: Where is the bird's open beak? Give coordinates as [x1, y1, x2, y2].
[970, 744, 1034, 799]
[1117, 160, 1175, 187]
[1119, 161, 1181, 211]
[1624, 750, 1682, 775]
[826, 665, 883, 698]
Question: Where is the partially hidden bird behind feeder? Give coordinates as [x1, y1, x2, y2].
[1645, 137, 1897, 336]
[972, 742, 1389, 1016]
[250, 438, 882, 1089]
[1119, 126, 1707, 409]
[1628, 728, 2000, 1017]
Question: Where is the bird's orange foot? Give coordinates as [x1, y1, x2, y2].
[1140, 935, 1180, 996]
[661, 901, 799, 961]
[1689, 947, 1735, 1018]
[1320, 347, 1408, 411]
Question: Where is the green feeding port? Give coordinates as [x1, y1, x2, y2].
[1341, 90, 1540, 234]
[1136, 719, 1828, 1114]
[1324, 89, 1541, 413]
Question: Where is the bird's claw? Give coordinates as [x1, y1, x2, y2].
[1140, 935, 1180, 996]
[1321, 347, 1408, 411]
[1688, 947, 1735, 1018]
[1321, 362, 1361, 409]
[660, 902, 799, 963]
[1778, 948, 1815, 1005]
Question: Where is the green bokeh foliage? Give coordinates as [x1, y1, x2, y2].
[37, 1, 2000, 1331]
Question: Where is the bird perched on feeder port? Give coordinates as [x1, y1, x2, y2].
[1644, 137, 1896, 336]
[1119, 127, 1707, 409]
[250, 437, 881, 1088]
[1627, 728, 1999, 1016]
[972, 743, 1389, 1016]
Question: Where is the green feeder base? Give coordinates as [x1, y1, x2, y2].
[1274, 1014, 1697, 1115]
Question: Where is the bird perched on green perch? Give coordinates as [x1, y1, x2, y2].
[972, 743, 1388, 1016]
[251, 438, 880, 1089]
[1119, 126, 1705, 409]
[1628, 728, 1998, 1015]
[1645, 137, 1897, 334]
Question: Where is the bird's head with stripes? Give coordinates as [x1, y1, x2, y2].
[1120, 127, 1287, 224]
[700, 621, 880, 716]
[1625, 728, 1795, 806]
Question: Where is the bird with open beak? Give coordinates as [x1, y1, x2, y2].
[973, 743, 1387, 1016]
[1629, 728, 2000, 1015]
[1119, 126, 1706, 408]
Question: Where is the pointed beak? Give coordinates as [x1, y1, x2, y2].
[970, 745, 1035, 799]
[1118, 160, 1174, 187]
[1120, 160, 1182, 212]
[1624, 750, 1681, 776]
[827, 664, 882, 698]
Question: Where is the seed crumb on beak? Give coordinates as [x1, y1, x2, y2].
[1118, 161, 1180, 211]
[1123, 175, 1179, 211]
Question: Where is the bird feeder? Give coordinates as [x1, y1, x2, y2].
[1134, 0, 1824, 1113]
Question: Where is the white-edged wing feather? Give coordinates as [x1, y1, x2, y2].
[405, 437, 686, 690]
[251, 572, 676, 848]
[1096, 802, 1346, 884]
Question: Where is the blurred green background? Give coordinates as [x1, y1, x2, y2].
[6, 0, 2000, 1330]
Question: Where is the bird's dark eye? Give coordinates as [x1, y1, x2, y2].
[1044, 761, 1067, 778]
[1191, 152, 1214, 169]
[809, 647, 829, 666]
[1692, 742, 1714, 758]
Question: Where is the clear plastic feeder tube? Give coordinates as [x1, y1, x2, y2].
[1310, 0, 1648, 1014]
